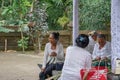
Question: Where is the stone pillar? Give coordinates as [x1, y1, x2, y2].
[111, 0, 120, 72]
[73, 0, 79, 46]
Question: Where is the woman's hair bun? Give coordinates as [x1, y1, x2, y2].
[56, 32, 60, 37]
[52, 32, 60, 41]
[76, 34, 89, 48]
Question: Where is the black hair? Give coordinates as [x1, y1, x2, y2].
[76, 34, 89, 48]
[92, 32, 98, 36]
[51, 32, 60, 41]
[97, 34, 106, 39]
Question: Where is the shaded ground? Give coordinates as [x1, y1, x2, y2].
[1, 51, 120, 80]
[0, 51, 44, 80]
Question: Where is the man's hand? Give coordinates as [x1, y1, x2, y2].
[102, 57, 108, 61]
[96, 57, 101, 61]
[50, 52, 57, 57]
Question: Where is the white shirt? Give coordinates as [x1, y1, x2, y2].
[92, 41, 111, 60]
[85, 36, 96, 54]
[60, 46, 92, 80]
[42, 42, 64, 68]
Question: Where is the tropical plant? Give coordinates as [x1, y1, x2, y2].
[0, 0, 31, 24]
[27, 0, 48, 53]
[79, 0, 111, 30]
[18, 37, 29, 53]
[57, 15, 70, 29]
[42, 0, 110, 30]
[0, 0, 32, 53]
[0, 0, 49, 53]
[39, 0, 72, 30]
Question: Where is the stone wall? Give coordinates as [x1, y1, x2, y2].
[0, 30, 110, 51]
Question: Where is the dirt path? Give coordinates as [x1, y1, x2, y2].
[0, 51, 44, 80]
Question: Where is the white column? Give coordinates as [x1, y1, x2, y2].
[111, 0, 120, 72]
[73, 0, 79, 46]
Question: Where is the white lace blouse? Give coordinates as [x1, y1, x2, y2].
[92, 41, 111, 60]
[42, 42, 64, 68]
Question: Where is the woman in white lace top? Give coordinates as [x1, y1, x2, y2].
[39, 32, 64, 79]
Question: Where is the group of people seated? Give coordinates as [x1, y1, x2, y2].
[86, 31, 111, 60]
[39, 31, 111, 80]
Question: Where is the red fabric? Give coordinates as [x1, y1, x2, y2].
[80, 66, 108, 80]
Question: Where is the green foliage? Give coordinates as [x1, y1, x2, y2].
[0, 0, 31, 25]
[0, 20, 14, 33]
[28, 0, 48, 38]
[41, 0, 72, 30]
[45, 2, 64, 30]
[26, 0, 48, 52]
[43, 0, 111, 30]
[57, 15, 70, 28]
[79, 0, 111, 30]
[18, 37, 29, 49]
[0, 0, 111, 31]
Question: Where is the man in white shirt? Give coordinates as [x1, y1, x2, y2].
[86, 31, 98, 54]
[92, 34, 111, 60]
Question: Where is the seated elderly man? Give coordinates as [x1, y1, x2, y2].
[92, 34, 111, 66]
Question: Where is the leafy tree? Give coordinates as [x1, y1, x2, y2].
[0, 0, 48, 53]
[79, 0, 111, 30]
[40, 0, 110, 30]
[0, 0, 32, 33]
[0, 0, 31, 53]
[40, 0, 72, 30]
[27, 0, 48, 53]
[44, 0, 111, 30]
[0, 0, 111, 31]
[0, 0, 31, 24]
[18, 37, 29, 53]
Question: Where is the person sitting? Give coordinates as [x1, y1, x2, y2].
[92, 34, 111, 66]
[92, 34, 111, 69]
[39, 32, 64, 80]
[86, 31, 98, 54]
[60, 34, 92, 80]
